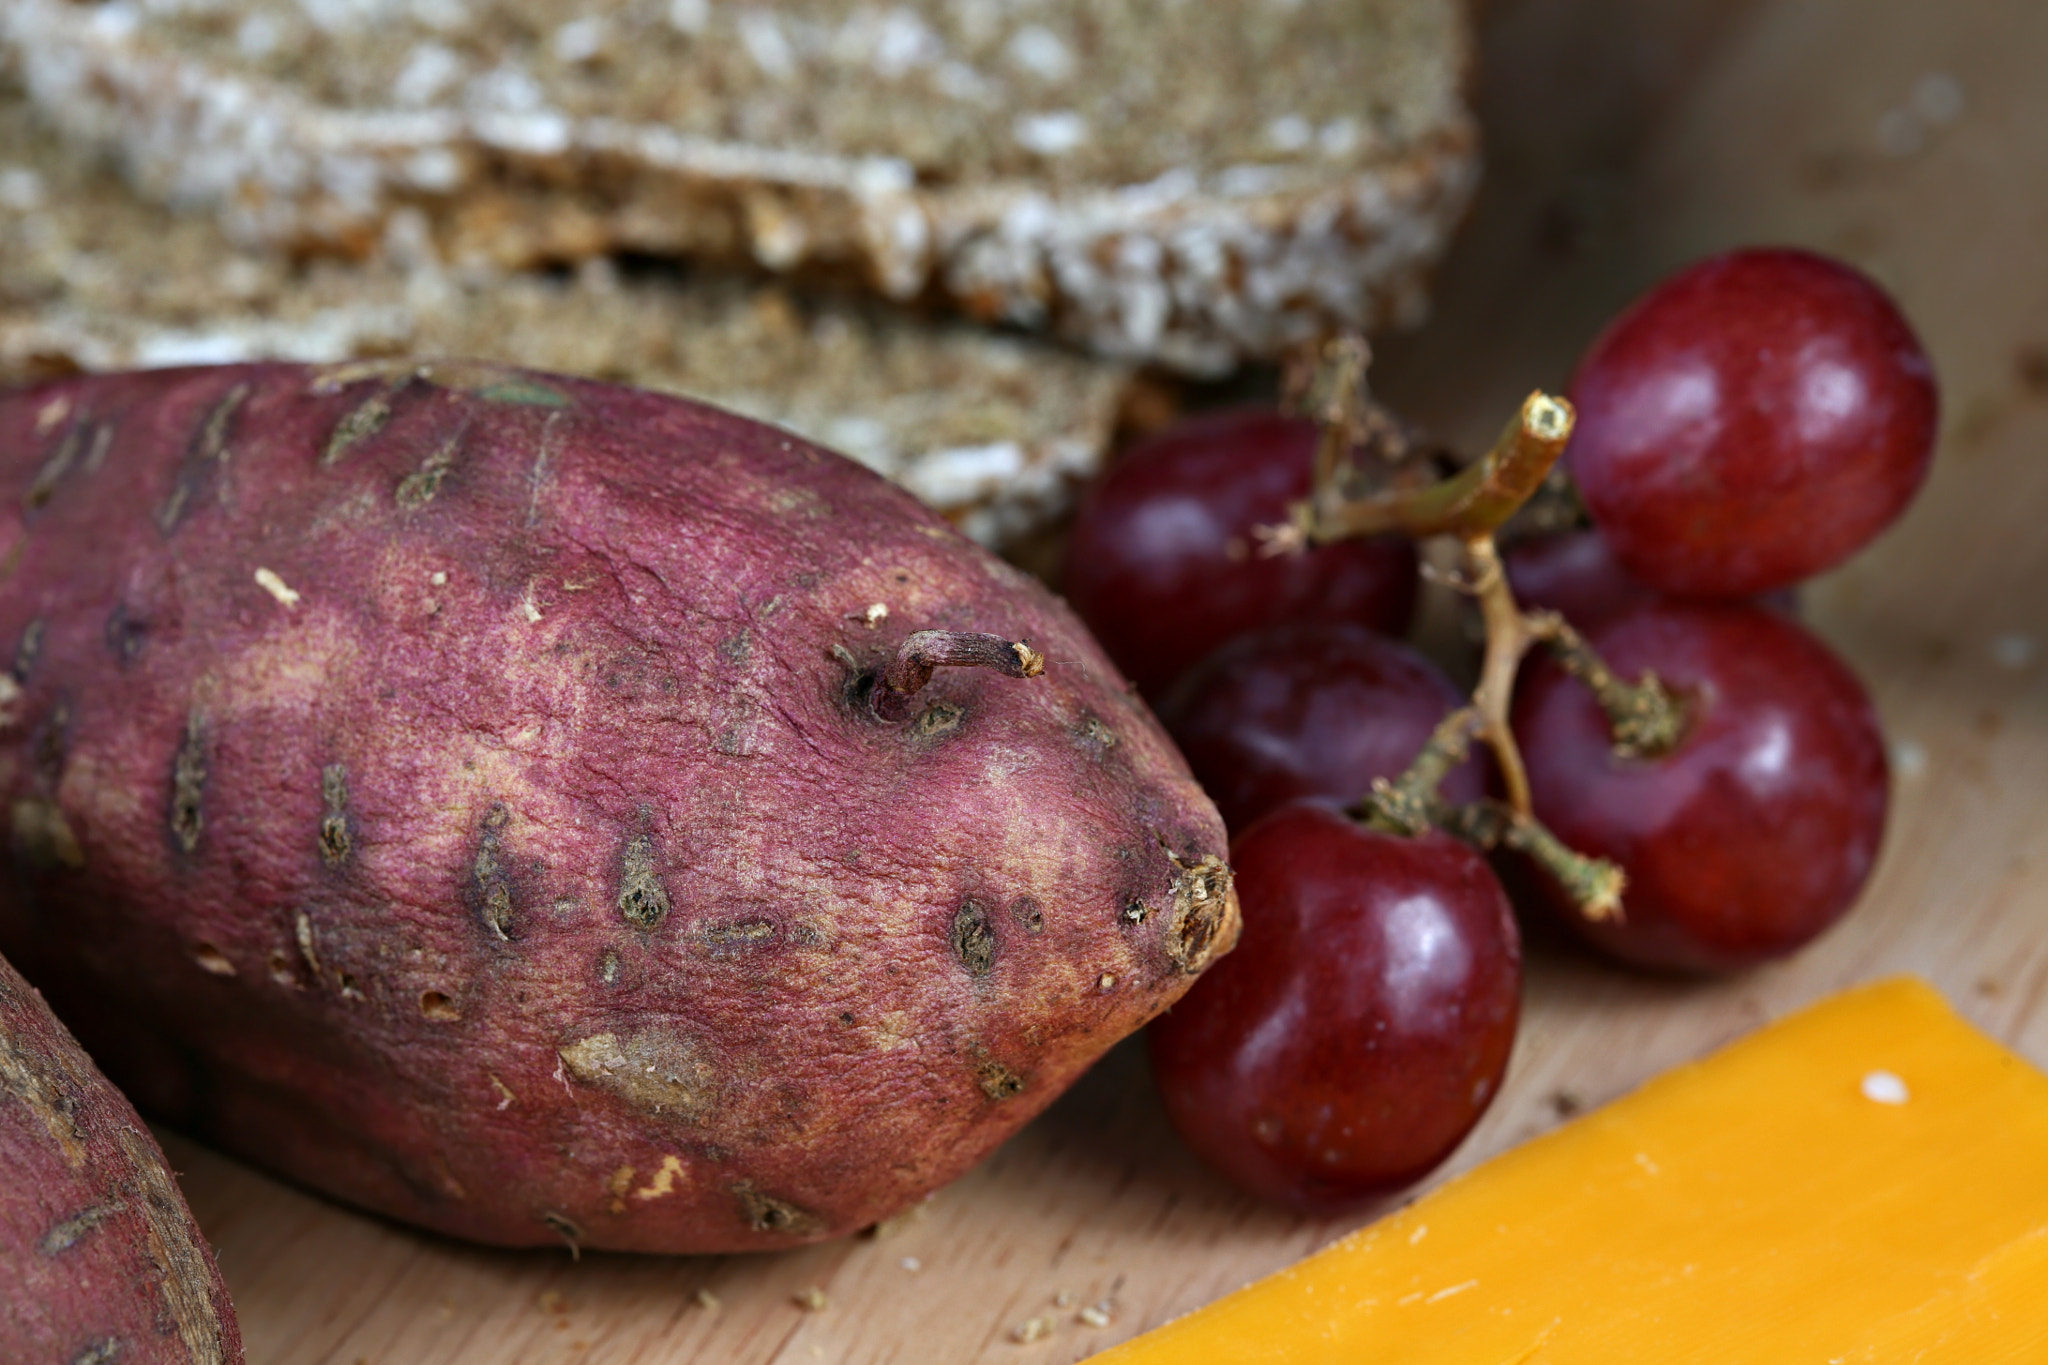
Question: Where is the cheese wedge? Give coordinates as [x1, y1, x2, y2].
[1091, 978, 2048, 1362]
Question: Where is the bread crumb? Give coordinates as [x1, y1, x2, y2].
[794, 1286, 829, 1312]
[1054, 1290, 1075, 1308]
[900, 1256, 922, 1272]
[1078, 1303, 1114, 1329]
[695, 1288, 721, 1311]
[1012, 1314, 1056, 1343]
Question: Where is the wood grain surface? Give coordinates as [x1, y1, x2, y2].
[160, 0, 2048, 1359]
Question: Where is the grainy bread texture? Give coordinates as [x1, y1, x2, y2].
[1, 0, 1477, 373]
[0, 951, 244, 1364]
[0, 77, 1129, 548]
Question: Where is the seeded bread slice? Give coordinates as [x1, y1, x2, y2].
[0, 80, 1130, 549]
[2, 0, 1475, 375]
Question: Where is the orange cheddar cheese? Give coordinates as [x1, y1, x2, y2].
[1091, 978, 2048, 1362]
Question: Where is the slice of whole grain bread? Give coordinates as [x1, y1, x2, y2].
[2, 0, 1475, 374]
[0, 77, 1131, 549]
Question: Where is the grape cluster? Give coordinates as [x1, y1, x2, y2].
[1061, 247, 1937, 1213]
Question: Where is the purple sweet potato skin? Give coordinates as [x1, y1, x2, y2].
[0, 361, 1236, 1253]
[0, 950, 243, 1364]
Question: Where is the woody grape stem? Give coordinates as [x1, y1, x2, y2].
[1294, 379, 1633, 919]
[1525, 611, 1689, 759]
[1301, 391, 1576, 545]
[1360, 705, 1626, 923]
[1362, 706, 1485, 837]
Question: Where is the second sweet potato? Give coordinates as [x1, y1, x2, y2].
[0, 949, 242, 1364]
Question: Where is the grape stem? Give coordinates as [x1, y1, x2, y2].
[1282, 334, 1434, 495]
[1464, 534, 1537, 816]
[1293, 391, 1575, 816]
[1293, 377, 1690, 777]
[1440, 802, 1627, 922]
[1299, 392, 1574, 545]
[1281, 356, 1658, 922]
[1299, 333, 1372, 501]
[1359, 705, 1627, 923]
[1362, 706, 1486, 836]
[1525, 612, 1689, 759]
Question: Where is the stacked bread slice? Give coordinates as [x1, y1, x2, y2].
[0, 0, 1476, 542]
[0, 78, 1132, 547]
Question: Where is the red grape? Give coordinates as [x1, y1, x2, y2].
[1150, 803, 1521, 1214]
[1513, 601, 1888, 972]
[1503, 527, 1662, 626]
[1062, 408, 1417, 697]
[1158, 622, 1484, 834]
[1504, 527, 1799, 625]
[1566, 248, 1937, 596]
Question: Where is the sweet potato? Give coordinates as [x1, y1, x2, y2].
[0, 360, 1236, 1253]
[0, 949, 242, 1363]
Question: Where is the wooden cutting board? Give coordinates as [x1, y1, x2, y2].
[161, 0, 2048, 1359]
